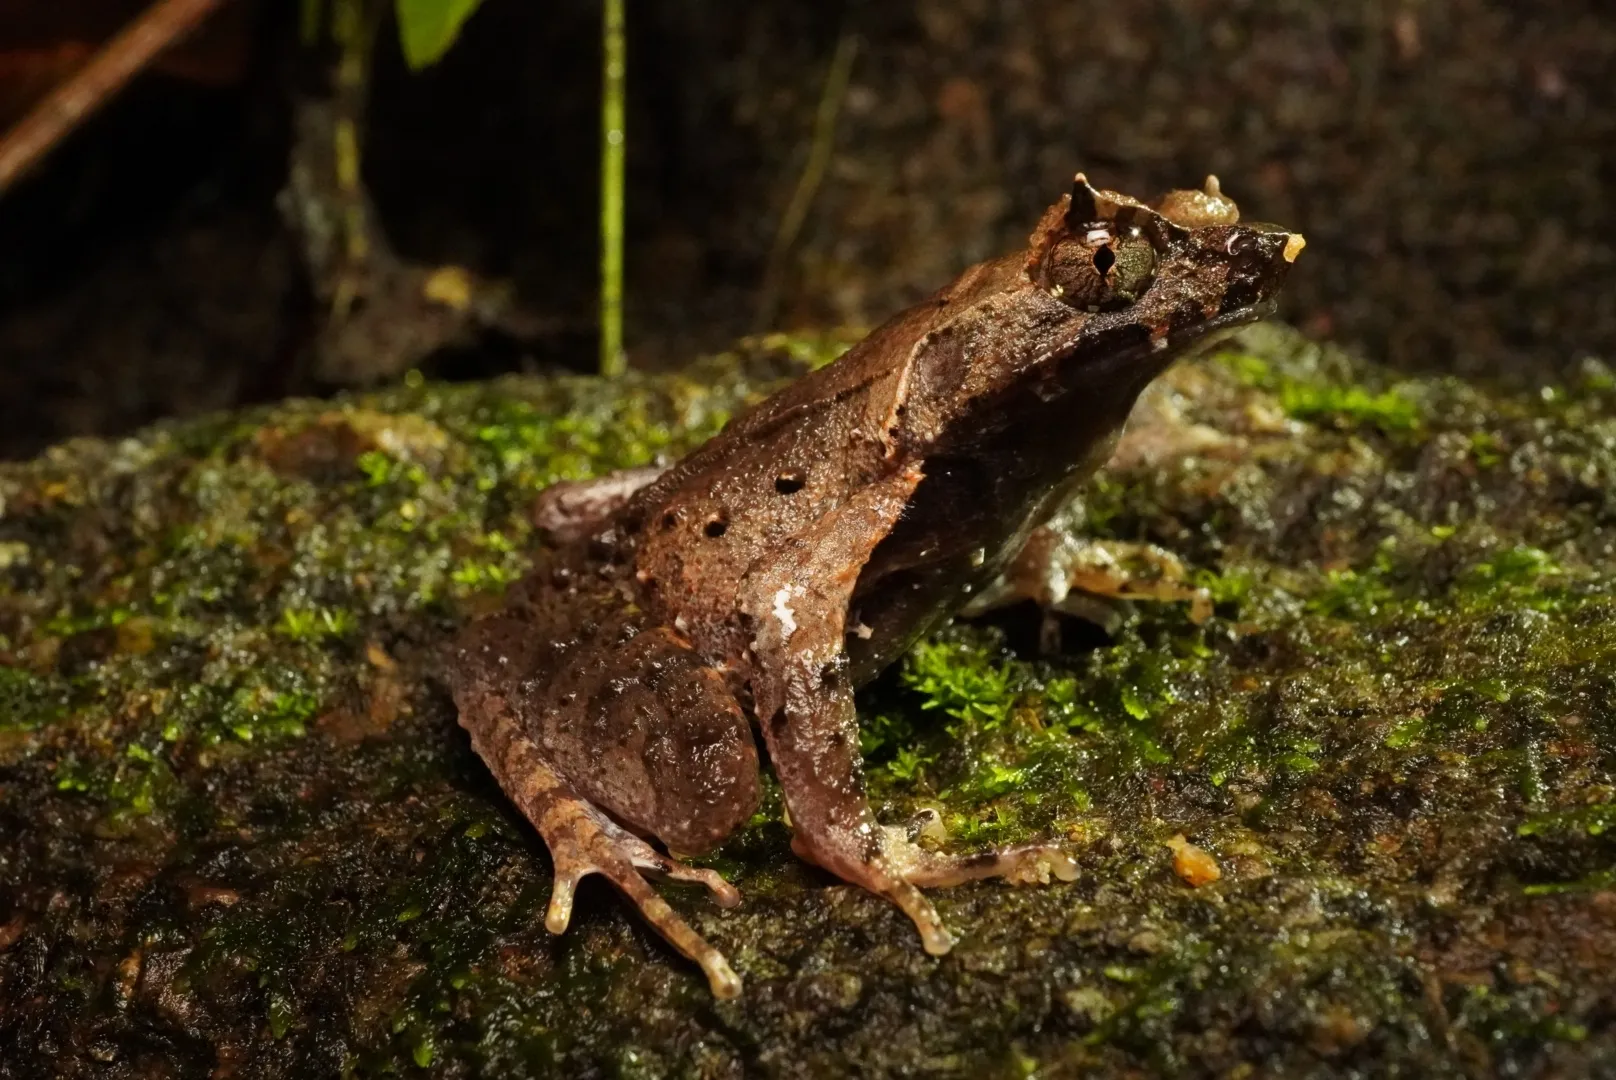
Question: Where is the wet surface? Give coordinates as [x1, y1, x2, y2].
[3, 326, 1614, 1076]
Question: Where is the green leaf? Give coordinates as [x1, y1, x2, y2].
[395, 0, 486, 70]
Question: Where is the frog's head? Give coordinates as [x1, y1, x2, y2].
[901, 173, 1301, 470]
[892, 172, 1305, 514]
[1023, 172, 1304, 399]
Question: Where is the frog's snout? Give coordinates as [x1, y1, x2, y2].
[1244, 221, 1306, 264]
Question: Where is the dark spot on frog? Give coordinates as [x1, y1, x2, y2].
[775, 469, 807, 494]
[661, 510, 679, 530]
[704, 513, 729, 538]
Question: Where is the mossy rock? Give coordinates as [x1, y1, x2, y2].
[2, 327, 1614, 1077]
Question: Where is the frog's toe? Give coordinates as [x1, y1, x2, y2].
[881, 828, 1079, 890]
[891, 883, 958, 956]
[543, 861, 585, 934]
[537, 816, 744, 998]
[667, 865, 743, 909]
[627, 841, 743, 909]
[460, 705, 744, 997]
[1000, 844, 1079, 885]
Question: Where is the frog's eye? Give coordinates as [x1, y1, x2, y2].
[1099, 232, 1157, 302]
[1039, 228, 1157, 311]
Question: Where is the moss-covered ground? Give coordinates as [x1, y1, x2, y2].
[3, 326, 1614, 1077]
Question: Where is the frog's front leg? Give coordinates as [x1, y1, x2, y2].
[743, 470, 1075, 955]
[531, 464, 666, 541]
[963, 522, 1212, 647]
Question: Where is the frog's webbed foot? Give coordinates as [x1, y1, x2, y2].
[539, 787, 743, 999]
[543, 803, 741, 935]
[457, 689, 743, 999]
[777, 803, 1079, 956]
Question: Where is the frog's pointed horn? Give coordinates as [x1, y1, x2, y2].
[1139, 205, 1191, 249]
[1065, 173, 1101, 228]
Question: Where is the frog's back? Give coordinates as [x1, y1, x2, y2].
[619, 253, 1029, 648]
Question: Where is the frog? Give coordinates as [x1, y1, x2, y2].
[450, 173, 1304, 997]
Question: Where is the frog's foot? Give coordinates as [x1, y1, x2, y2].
[460, 693, 742, 998]
[788, 831, 956, 955]
[543, 807, 741, 935]
[788, 828, 1077, 956]
[964, 530, 1212, 644]
[531, 465, 666, 541]
[539, 794, 743, 998]
[878, 825, 1079, 889]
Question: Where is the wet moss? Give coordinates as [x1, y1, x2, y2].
[3, 325, 1615, 1076]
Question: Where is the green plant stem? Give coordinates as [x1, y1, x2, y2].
[599, 0, 627, 377]
[755, 31, 859, 331]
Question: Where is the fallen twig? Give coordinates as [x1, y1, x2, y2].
[0, 0, 225, 195]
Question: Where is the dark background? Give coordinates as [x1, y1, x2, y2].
[0, 0, 1610, 460]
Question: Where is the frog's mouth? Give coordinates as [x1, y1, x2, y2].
[1070, 292, 1281, 398]
[1182, 295, 1280, 352]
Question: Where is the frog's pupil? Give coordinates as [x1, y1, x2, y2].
[1092, 245, 1117, 279]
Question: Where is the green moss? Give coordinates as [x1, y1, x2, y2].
[0, 665, 67, 733]
[720, 329, 863, 372]
[1279, 381, 1420, 433]
[903, 635, 1019, 730]
[1216, 350, 1275, 388]
[1218, 342, 1421, 434]
[1517, 804, 1616, 837]
[275, 605, 359, 642]
[3, 327, 1615, 1075]
[1522, 869, 1616, 896]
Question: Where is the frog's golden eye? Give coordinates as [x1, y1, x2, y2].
[1040, 227, 1157, 311]
[1100, 233, 1157, 303]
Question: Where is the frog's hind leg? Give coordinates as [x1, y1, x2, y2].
[456, 685, 743, 999]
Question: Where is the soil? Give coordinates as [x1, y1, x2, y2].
[3, 327, 1615, 1076]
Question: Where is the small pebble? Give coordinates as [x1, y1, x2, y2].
[1165, 833, 1222, 887]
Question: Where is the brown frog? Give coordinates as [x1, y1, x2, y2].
[451, 174, 1303, 997]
